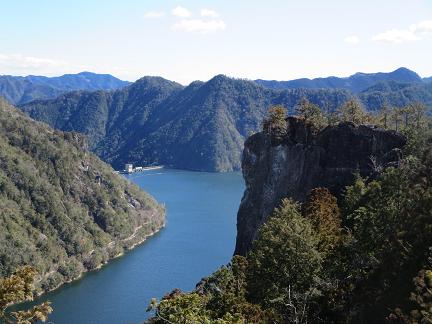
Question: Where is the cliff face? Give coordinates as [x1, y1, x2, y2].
[234, 117, 406, 255]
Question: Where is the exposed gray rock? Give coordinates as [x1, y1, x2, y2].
[234, 117, 406, 255]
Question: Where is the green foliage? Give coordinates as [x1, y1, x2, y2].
[247, 198, 322, 321]
[262, 105, 288, 141]
[147, 256, 277, 323]
[390, 268, 432, 323]
[337, 98, 371, 124]
[0, 266, 52, 323]
[0, 98, 164, 293]
[334, 150, 432, 321]
[304, 188, 342, 255]
[147, 291, 214, 324]
[147, 290, 248, 323]
[295, 97, 327, 132]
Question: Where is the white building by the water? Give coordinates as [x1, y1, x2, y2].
[125, 164, 133, 173]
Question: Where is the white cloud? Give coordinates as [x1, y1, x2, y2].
[410, 20, 432, 37]
[372, 29, 420, 44]
[372, 20, 432, 44]
[173, 19, 226, 34]
[144, 11, 165, 19]
[171, 6, 191, 18]
[344, 35, 360, 45]
[0, 53, 93, 76]
[200, 9, 219, 18]
[0, 53, 70, 69]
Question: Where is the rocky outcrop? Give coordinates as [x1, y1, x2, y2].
[234, 117, 406, 255]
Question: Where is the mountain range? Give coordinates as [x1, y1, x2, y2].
[19, 75, 352, 171]
[255, 67, 426, 92]
[16, 68, 432, 172]
[0, 71, 130, 105]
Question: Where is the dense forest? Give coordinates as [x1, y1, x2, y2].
[146, 100, 432, 323]
[0, 98, 165, 295]
[19, 69, 432, 172]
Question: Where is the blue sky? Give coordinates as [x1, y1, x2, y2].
[1, 0, 431, 83]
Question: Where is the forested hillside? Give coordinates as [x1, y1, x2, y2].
[18, 76, 352, 171]
[0, 98, 165, 293]
[359, 81, 432, 111]
[19, 71, 432, 172]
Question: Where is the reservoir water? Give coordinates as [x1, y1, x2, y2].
[29, 169, 245, 323]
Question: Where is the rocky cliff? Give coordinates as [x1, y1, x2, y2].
[234, 117, 406, 255]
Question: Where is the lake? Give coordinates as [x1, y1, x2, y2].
[29, 169, 245, 323]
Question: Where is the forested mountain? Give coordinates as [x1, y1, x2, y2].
[0, 72, 129, 105]
[359, 81, 432, 111]
[19, 72, 432, 172]
[24, 72, 130, 91]
[0, 98, 165, 293]
[256, 67, 423, 92]
[20, 75, 353, 171]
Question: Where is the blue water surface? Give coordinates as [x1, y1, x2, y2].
[30, 169, 244, 324]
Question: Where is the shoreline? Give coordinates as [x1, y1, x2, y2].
[34, 221, 166, 298]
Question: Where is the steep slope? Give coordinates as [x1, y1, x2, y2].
[0, 72, 129, 105]
[0, 98, 165, 293]
[256, 67, 423, 92]
[234, 117, 406, 255]
[20, 75, 352, 171]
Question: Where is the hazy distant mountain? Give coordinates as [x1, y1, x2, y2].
[25, 71, 130, 91]
[256, 67, 423, 92]
[19, 72, 432, 172]
[424, 77, 432, 83]
[0, 72, 130, 105]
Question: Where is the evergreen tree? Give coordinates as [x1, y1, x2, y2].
[304, 188, 342, 255]
[295, 98, 327, 132]
[247, 198, 322, 320]
[337, 98, 370, 124]
[262, 105, 288, 141]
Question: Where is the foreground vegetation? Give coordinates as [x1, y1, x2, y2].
[0, 266, 52, 323]
[0, 98, 165, 294]
[147, 100, 432, 323]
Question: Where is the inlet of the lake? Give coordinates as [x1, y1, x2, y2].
[29, 169, 245, 324]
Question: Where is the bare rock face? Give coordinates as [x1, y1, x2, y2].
[234, 117, 406, 256]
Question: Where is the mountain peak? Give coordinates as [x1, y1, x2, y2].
[208, 74, 231, 83]
[389, 67, 421, 81]
[132, 76, 183, 90]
